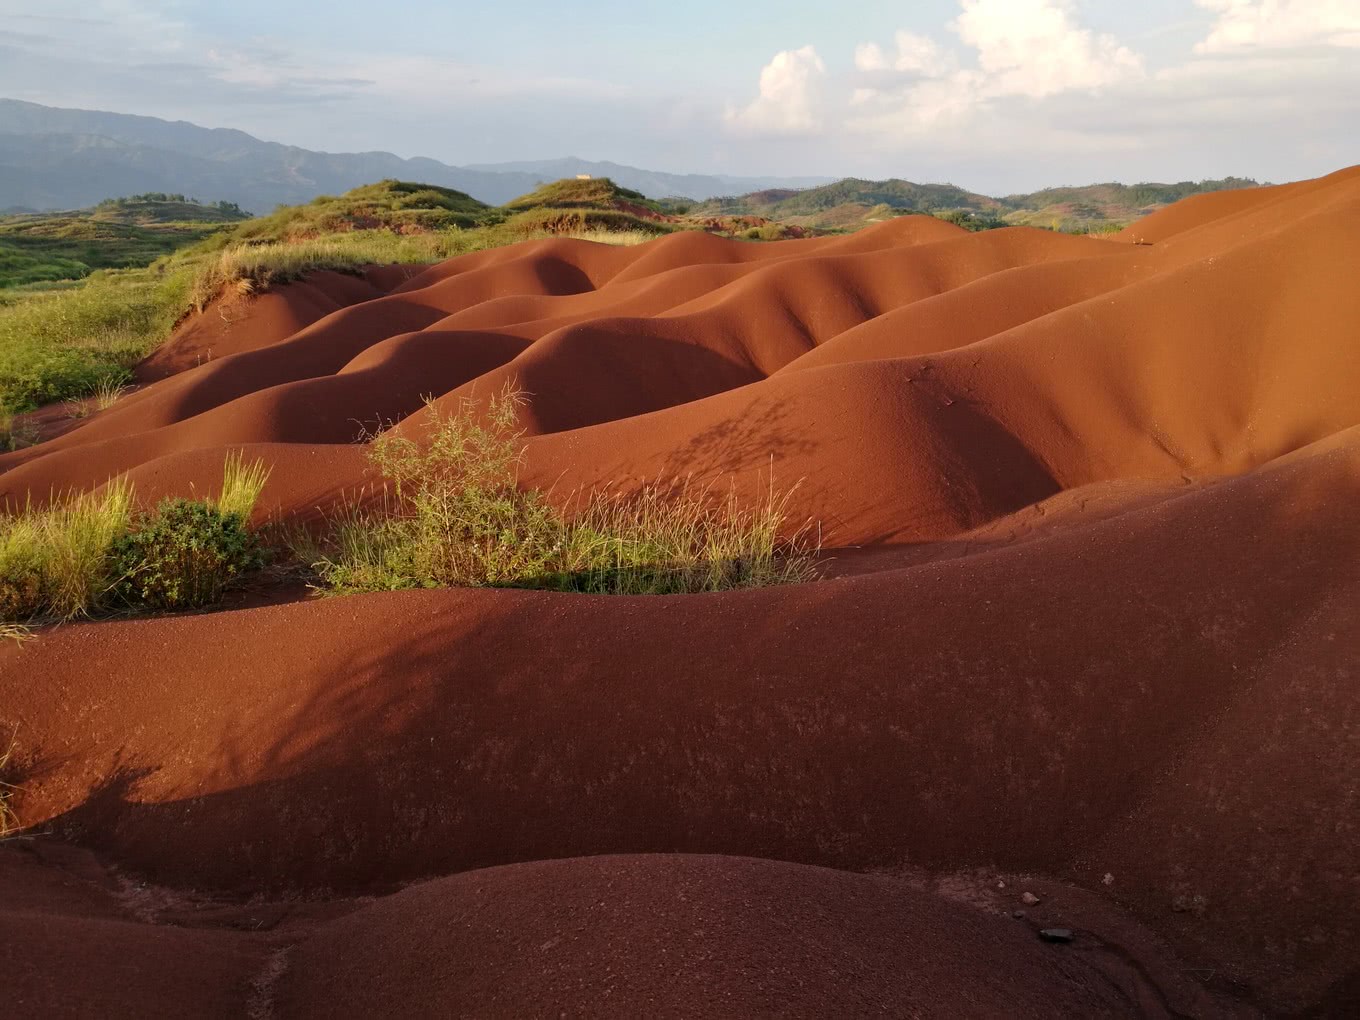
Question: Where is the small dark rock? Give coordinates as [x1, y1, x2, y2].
[1039, 928, 1074, 944]
[1012, 910, 1027, 920]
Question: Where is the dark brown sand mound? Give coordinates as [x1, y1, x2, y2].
[3, 169, 1359, 1016]
[3, 843, 1247, 1019]
[280, 854, 1248, 1019]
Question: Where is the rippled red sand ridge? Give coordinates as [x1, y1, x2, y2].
[3, 168, 1359, 1017]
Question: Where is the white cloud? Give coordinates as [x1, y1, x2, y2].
[347, 54, 628, 104]
[1195, 0, 1360, 53]
[846, 1, 1144, 133]
[4, 0, 189, 58]
[951, 0, 1144, 98]
[854, 32, 953, 76]
[724, 45, 827, 136]
[854, 42, 890, 72]
[738, 0, 1359, 187]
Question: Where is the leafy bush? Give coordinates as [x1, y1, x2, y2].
[740, 224, 789, 242]
[111, 451, 271, 610]
[307, 390, 816, 595]
[112, 499, 265, 610]
[933, 209, 1007, 231]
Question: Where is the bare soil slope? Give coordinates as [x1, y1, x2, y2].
[3, 168, 1359, 1017]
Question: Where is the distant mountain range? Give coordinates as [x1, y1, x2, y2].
[0, 100, 834, 213]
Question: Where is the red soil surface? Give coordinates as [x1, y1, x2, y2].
[3, 168, 1360, 1016]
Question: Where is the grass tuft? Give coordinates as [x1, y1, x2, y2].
[0, 730, 21, 837]
[63, 373, 127, 419]
[0, 478, 135, 622]
[0, 621, 32, 644]
[186, 234, 457, 310]
[560, 229, 659, 247]
[218, 450, 272, 520]
[92, 372, 129, 411]
[1, 409, 40, 452]
[555, 478, 817, 594]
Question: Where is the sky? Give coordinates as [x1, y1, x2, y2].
[1, 0, 1358, 192]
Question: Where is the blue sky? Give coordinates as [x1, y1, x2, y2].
[2, 1, 1358, 191]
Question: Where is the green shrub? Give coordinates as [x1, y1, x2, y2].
[112, 498, 266, 610]
[111, 451, 271, 610]
[306, 390, 817, 595]
[740, 224, 788, 242]
[315, 389, 563, 591]
[932, 209, 1007, 231]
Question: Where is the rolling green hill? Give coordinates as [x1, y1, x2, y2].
[693, 176, 1261, 233]
[506, 177, 660, 213]
[0, 194, 250, 288]
[217, 180, 494, 246]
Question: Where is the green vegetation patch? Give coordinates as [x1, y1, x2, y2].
[933, 209, 1008, 232]
[695, 175, 1262, 234]
[186, 231, 480, 308]
[505, 176, 662, 214]
[92, 194, 250, 224]
[0, 265, 193, 412]
[220, 179, 496, 245]
[301, 390, 816, 596]
[113, 497, 266, 611]
[501, 206, 670, 238]
[0, 195, 251, 289]
[0, 454, 269, 631]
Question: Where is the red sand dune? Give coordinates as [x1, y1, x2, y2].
[3, 168, 1360, 1016]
